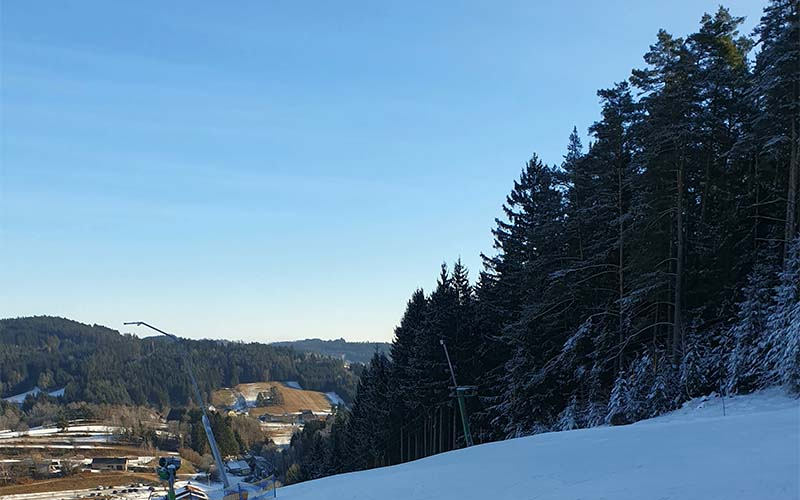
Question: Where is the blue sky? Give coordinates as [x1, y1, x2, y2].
[1, 1, 766, 342]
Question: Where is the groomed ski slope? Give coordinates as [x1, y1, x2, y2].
[281, 389, 799, 500]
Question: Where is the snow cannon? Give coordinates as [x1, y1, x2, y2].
[157, 456, 182, 500]
[159, 456, 182, 471]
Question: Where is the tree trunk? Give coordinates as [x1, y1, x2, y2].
[400, 426, 404, 463]
[423, 417, 427, 457]
[452, 406, 457, 449]
[786, 102, 798, 252]
[673, 156, 685, 361]
[439, 407, 443, 452]
[700, 156, 711, 224]
[432, 413, 436, 455]
[617, 159, 625, 373]
[787, 7, 800, 253]
[754, 154, 760, 249]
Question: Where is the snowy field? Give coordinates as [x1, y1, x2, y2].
[0, 424, 126, 452]
[0, 484, 161, 500]
[324, 392, 345, 406]
[2, 387, 65, 405]
[0, 425, 119, 439]
[278, 389, 799, 500]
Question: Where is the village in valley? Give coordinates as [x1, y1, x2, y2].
[0, 381, 342, 499]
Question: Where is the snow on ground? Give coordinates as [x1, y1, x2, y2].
[261, 422, 300, 447]
[280, 389, 799, 500]
[283, 381, 302, 390]
[155, 476, 276, 500]
[2, 387, 65, 404]
[0, 444, 118, 449]
[0, 424, 120, 439]
[1, 484, 160, 500]
[324, 392, 345, 406]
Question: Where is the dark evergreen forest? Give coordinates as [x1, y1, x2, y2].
[0, 316, 359, 406]
[279, 2, 800, 484]
[0, 2, 797, 488]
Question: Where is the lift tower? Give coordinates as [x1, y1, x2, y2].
[124, 321, 231, 490]
[439, 338, 475, 447]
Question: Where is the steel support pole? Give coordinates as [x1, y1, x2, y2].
[124, 322, 231, 489]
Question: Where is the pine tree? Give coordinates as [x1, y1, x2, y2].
[726, 257, 777, 393]
[413, 264, 457, 414]
[679, 328, 714, 398]
[629, 23, 723, 364]
[324, 406, 349, 475]
[387, 289, 427, 462]
[751, 0, 800, 251]
[684, 7, 755, 338]
[606, 370, 631, 426]
[646, 353, 679, 417]
[487, 155, 567, 435]
[763, 236, 800, 391]
[284, 463, 302, 485]
[626, 354, 654, 421]
[278, 3, 800, 470]
[346, 352, 391, 471]
[556, 395, 581, 431]
[470, 272, 512, 442]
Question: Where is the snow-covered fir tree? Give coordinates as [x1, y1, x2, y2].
[763, 236, 800, 391]
[646, 353, 679, 418]
[276, 2, 800, 483]
[726, 257, 777, 393]
[679, 327, 713, 398]
[557, 395, 581, 431]
[626, 354, 654, 421]
[606, 370, 631, 425]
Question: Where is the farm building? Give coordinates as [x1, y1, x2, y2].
[258, 412, 294, 423]
[226, 459, 251, 476]
[166, 408, 187, 422]
[91, 457, 128, 471]
[29, 459, 63, 478]
[174, 484, 210, 500]
[298, 409, 321, 423]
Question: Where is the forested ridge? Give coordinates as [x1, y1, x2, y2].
[271, 338, 391, 364]
[0, 316, 359, 407]
[279, 2, 800, 484]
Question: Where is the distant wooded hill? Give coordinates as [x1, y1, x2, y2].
[271, 338, 390, 364]
[0, 316, 359, 408]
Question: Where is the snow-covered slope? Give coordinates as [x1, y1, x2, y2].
[281, 389, 799, 500]
[2, 386, 64, 405]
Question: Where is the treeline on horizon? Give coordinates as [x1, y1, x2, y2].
[280, 2, 800, 484]
[271, 338, 391, 364]
[0, 316, 360, 407]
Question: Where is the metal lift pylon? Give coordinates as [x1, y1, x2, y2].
[123, 322, 231, 493]
[439, 338, 476, 447]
